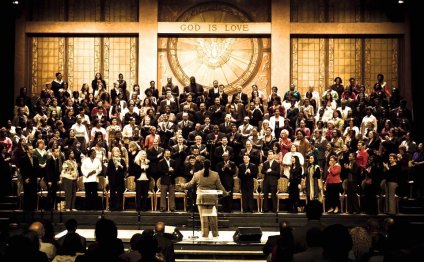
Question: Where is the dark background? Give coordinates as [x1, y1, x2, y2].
[0, 0, 422, 140]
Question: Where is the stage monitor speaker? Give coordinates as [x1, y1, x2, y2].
[233, 227, 262, 243]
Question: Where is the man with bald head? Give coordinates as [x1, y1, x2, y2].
[154, 221, 175, 262]
[29, 221, 57, 260]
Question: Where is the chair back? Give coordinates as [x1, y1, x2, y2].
[233, 177, 241, 193]
[125, 176, 136, 191]
[253, 178, 259, 192]
[98, 176, 108, 191]
[175, 177, 187, 192]
[257, 164, 264, 179]
[77, 176, 85, 191]
[39, 178, 47, 191]
[156, 177, 162, 192]
[277, 177, 288, 193]
[149, 177, 155, 191]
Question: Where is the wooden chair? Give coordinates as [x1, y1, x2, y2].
[36, 178, 48, 210]
[232, 177, 242, 212]
[122, 176, 136, 210]
[155, 177, 168, 211]
[276, 177, 289, 212]
[253, 178, 261, 212]
[174, 177, 187, 211]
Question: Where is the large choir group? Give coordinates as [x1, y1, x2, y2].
[1, 71, 423, 215]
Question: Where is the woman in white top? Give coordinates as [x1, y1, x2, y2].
[81, 149, 102, 210]
[282, 144, 304, 179]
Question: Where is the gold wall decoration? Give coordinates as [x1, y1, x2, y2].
[130, 38, 138, 89]
[103, 37, 110, 89]
[31, 37, 62, 95]
[159, 1, 270, 96]
[291, 38, 325, 96]
[364, 38, 399, 91]
[158, 0, 271, 22]
[329, 38, 362, 87]
[292, 37, 399, 96]
[105, 0, 138, 22]
[67, 38, 74, 90]
[71, 37, 95, 92]
[30, 36, 137, 94]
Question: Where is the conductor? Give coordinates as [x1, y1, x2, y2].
[181, 159, 228, 238]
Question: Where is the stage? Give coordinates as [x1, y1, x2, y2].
[2, 209, 424, 261]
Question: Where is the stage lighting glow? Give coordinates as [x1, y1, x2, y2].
[398, 0, 404, 4]
[12, 1, 19, 5]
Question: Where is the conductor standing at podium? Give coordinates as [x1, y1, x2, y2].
[181, 159, 228, 238]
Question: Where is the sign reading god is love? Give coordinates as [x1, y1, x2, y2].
[158, 22, 271, 35]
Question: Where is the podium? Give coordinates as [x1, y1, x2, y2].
[191, 190, 223, 239]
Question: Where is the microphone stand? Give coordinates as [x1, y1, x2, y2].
[137, 211, 141, 230]
[188, 190, 198, 241]
[100, 180, 105, 219]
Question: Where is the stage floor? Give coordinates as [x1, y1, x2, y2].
[55, 228, 279, 245]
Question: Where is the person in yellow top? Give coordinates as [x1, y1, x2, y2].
[181, 159, 228, 238]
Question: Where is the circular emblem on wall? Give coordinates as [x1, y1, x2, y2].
[167, 2, 263, 92]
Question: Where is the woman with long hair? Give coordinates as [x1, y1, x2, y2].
[181, 160, 228, 238]
[107, 147, 126, 211]
[289, 155, 303, 213]
[306, 155, 322, 202]
[134, 150, 151, 211]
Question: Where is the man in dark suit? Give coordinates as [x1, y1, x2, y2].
[146, 139, 164, 181]
[231, 85, 248, 106]
[159, 91, 178, 114]
[179, 94, 198, 114]
[162, 76, 179, 101]
[262, 151, 281, 212]
[189, 135, 208, 158]
[45, 146, 62, 210]
[158, 150, 177, 212]
[207, 80, 220, 106]
[238, 154, 258, 213]
[184, 155, 203, 212]
[208, 97, 226, 125]
[171, 135, 189, 177]
[19, 144, 39, 211]
[185, 76, 204, 105]
[194, 103, 210, 125]
[219, 114, 233, 134]
[154, 221, 176, 262]
[177, 113, 194, 139]
[216, 152, 237, 212]
[239, 140, 260, 166]
[227, 124, 243, 163]
[214, 137, 234, 168]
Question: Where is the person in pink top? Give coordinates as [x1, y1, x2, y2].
[325, 155, 342, 213]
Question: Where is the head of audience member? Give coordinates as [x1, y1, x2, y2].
[155, 221, 165, 234]
[350, 227, 372, 261]
[305, 200, 323, 221]
[322, 224, 352, 260]
[29, 221, 45, 240]
[138, 229, 159, 261]
[129, 233, 142, 251]
[65, 219, 78, 233]
[95, 218, 118, 244]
